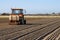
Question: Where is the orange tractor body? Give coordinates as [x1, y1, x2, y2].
[9, 8, 26, 25]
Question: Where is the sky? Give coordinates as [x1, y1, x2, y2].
[0, 0, 60, 14]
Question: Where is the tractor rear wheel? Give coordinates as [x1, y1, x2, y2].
[24, 20, 26, 24]
[19, 20, 26, 25]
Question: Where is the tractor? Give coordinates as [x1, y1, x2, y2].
[9, 8, 26, 25]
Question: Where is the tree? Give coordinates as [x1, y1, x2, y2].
[1, 13, 9, 15]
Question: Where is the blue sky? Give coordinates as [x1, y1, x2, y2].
[0, 0, 60, 14]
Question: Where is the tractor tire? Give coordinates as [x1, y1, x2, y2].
[19, 20, 22, 24]
[19, 20, 26, 25]
[24, 20, 26, 24]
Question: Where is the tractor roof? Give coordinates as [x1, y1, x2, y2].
[11, 8, 23, 10]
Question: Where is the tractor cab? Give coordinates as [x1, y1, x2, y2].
[12, 9, 23, 14]
[11, 9, 24, 17]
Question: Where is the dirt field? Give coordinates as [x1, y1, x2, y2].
[0, 17, 60, 40]
[0, 18, 55, 30]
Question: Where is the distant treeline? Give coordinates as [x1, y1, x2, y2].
[0, 12, 60, 16]
[1, 13, 10, 15]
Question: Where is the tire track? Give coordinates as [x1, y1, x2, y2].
[0, 18, 57, 36]
[8, 19, 60, 40]
[15, 19, 60, 40]
[0, 18, 59, 40]
[43, 26, 60, 40]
